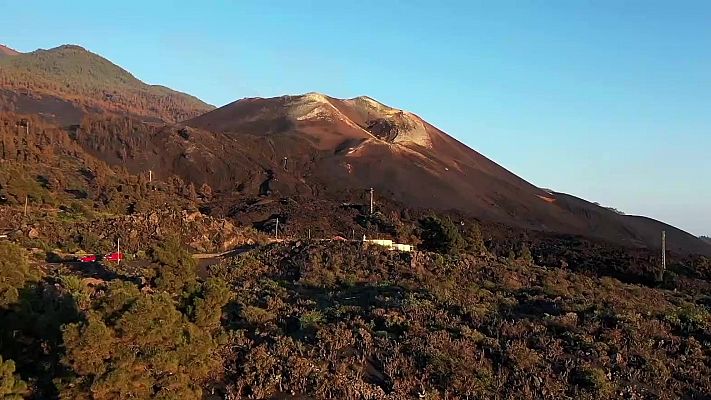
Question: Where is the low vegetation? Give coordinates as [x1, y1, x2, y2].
[2, 231, 711, 398]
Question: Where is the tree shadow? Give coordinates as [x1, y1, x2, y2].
[58, 261, 143, 286]
[498, 288, 564, 320]
[0, 281, 81, 398]
[64, 188, 88, 199]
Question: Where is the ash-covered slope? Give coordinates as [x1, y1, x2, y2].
[186, 93, 711, 255]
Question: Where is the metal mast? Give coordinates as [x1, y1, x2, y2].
[369, 188, 374, 214]
[660, 230, 666, 281]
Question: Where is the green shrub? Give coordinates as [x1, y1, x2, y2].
[519, 244, 534, 265]
[464, 222, 487, 254]
[300, 310, 324, 330]
[0, 242, 37, 307]
[241, 306, 276, 326]
[573, 366, 611, 395]
[0, 356, 28, 399]
[419, 215, 465, 255]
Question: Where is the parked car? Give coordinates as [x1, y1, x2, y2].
[104, 252, 124, 262]
[78, 254, 97, 263]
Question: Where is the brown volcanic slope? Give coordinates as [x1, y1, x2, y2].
[0, 45, 19, 58]
[0, 44, 214, 124]
[184, 93, 711, 255]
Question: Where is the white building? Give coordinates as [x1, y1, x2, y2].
[363, 237, 413, 252]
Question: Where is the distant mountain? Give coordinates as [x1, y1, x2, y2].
[0, 44, 213, 123]
[701, 236, 711, 245]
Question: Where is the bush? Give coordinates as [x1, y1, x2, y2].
[519, 244, 534, 265]
[0, 242, 36, 307]
[573, 366, 611, 395]
[241, 306, 276, 326]
[0, 356, 28, 399]
[300, 310, 324, 330]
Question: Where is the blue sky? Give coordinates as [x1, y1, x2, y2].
[2, 1, 710, 235]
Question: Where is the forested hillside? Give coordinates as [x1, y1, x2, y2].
[0, 45, 213, 123]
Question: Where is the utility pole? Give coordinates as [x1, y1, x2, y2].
[308, 229, 311, 240]
[659, 230, 666, 281]
[149, 170, 152, 183]
[24, 195, 28, 217]
[275, 217, 279, 240]
[369, 187, 374, 214]
[282, 157, 288, 171]
[117, 237, 121, 265]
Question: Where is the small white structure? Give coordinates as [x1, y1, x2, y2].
[363, 236, 413, 252]
[391, 243, 413, 252]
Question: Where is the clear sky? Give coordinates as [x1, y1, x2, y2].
[2, 1, 710, 235]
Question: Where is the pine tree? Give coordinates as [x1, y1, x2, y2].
[419, 215, 465, 255]
[464, 222, 487, 255]
[519, 244, 534, 265]
[60, 283, 224, 399]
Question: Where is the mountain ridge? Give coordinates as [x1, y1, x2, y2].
[0, 44, 214, 123]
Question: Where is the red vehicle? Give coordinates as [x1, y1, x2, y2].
[78, 254, 97, 263]
[104, 252, 125, 262]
